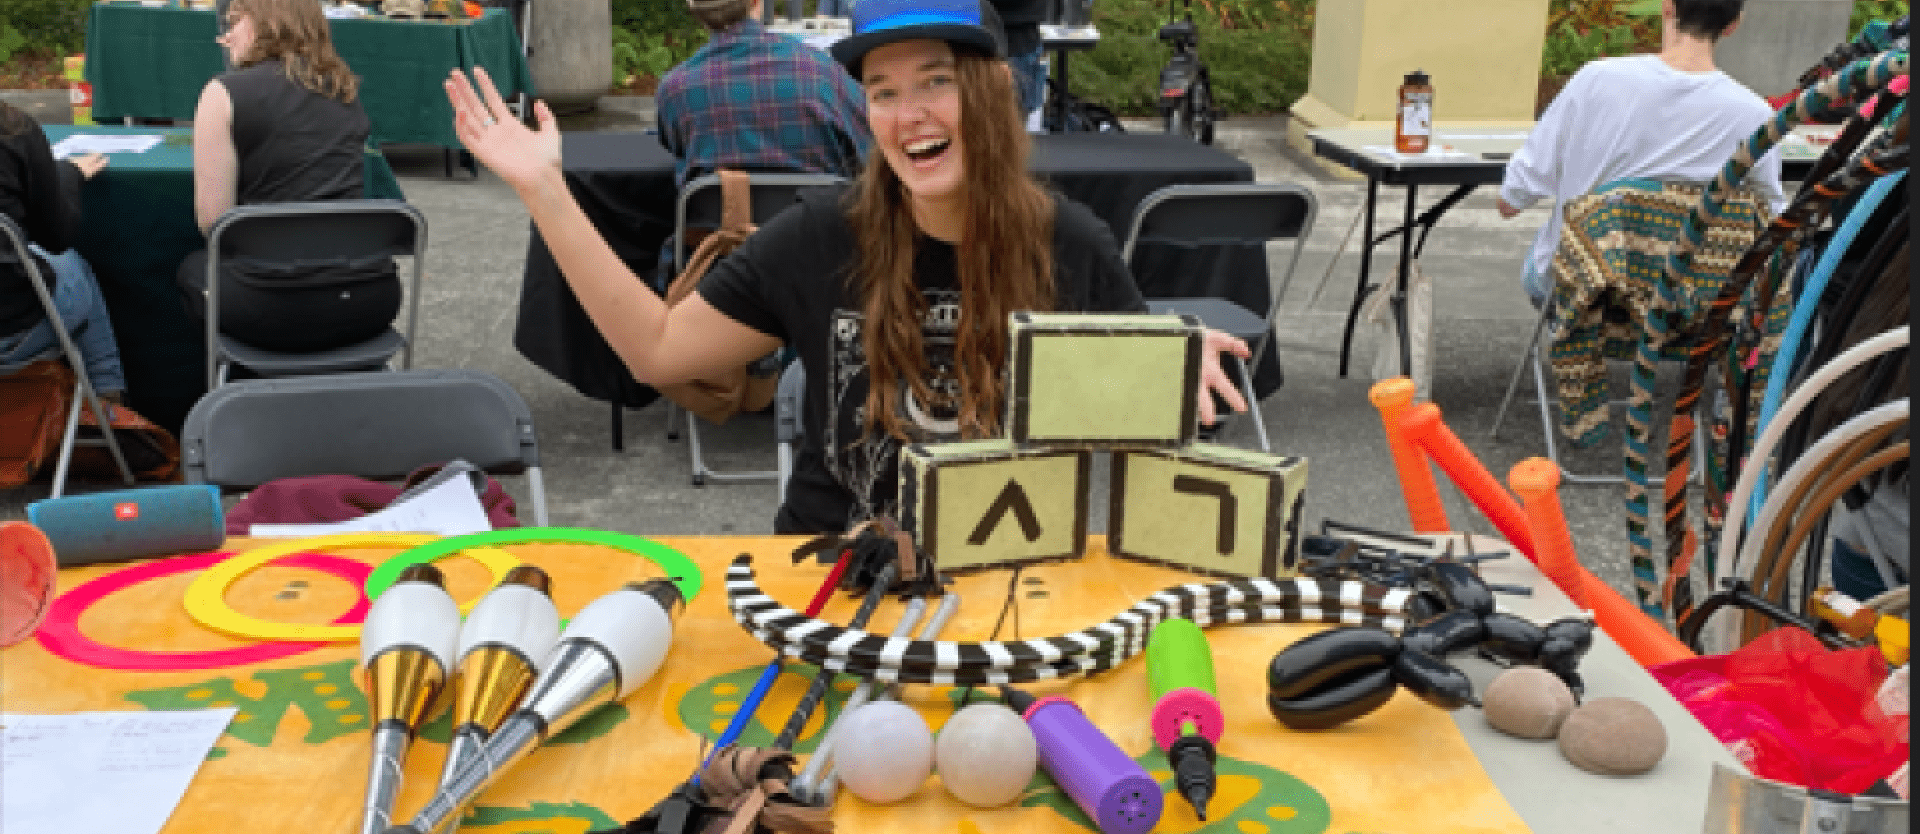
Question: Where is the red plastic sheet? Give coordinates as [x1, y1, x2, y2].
[1652, 628, 1908, 793]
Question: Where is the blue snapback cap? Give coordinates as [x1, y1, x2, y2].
[831, 0, 1007, 74]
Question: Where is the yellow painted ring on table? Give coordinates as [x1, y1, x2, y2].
[181, 533, 521, 642]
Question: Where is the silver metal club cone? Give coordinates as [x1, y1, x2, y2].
[359, 724, 411, 834]
[403, 639, 622, 833]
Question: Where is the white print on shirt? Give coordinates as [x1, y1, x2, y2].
[824, 289, 962, 528]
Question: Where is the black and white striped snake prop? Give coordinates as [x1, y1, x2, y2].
[724, 555, 1413, 685]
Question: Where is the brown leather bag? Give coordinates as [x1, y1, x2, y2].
[655, 169, 781, 425]
[0, 360, 180, 489]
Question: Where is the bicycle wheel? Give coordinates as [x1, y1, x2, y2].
[1191, 75, 1215, 145]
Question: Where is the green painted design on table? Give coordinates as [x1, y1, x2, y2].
[122, 659, 367, 746]
[461, 801, 620, 832]
[1017, 747, 1331, 834]
[677, 665, 863, 754]
[371, 528, 704, 606]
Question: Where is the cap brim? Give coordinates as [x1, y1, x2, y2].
[832, 23, 1001, 74]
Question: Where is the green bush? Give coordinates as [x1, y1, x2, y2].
[1076, 0, 1313, 117]
[1, 0, 88, 58]
[0, 22, 27, 66]
[1849, 0, 1907, 38]
[611, 0, 705, 71]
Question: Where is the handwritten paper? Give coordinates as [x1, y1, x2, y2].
[49, 134, 164, 158]
[248, 468, 494, 537]
[2, 708, 237, 834]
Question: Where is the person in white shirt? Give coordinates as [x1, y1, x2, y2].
[1498, 0, 1787, 306]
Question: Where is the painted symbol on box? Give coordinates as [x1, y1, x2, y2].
[968, 480, 1043, 545]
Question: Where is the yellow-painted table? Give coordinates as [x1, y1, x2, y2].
[2, 535, 1735, 833]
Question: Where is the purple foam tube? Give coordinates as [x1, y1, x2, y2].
[1002, 685, 1162, 834]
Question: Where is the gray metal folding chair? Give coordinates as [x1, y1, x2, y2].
[1119, 182, 1317, 452]
[619, 171, 840, 486]
[201, 199, 427, 389]
[181, 369, 549, 526]
[0, 215, 135, 498]
[773, 359, 806, 501]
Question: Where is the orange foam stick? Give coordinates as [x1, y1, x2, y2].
[1508, 458, 1694, 668]
[1399, 402, 1536, 559]
[1507, 458, 1592, 611]
[1368, 378, 1451, 534]
[1580, 567, 1696, 667]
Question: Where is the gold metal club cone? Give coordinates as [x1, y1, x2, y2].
[450, 646, 539, 733]
[364, 648, 448, 728]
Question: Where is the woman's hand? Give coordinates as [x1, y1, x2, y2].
[1197, 328, 1252, 427]
[69, 153, 108, 179]
[445, 66, 560, 196]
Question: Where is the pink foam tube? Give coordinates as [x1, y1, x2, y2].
[1399, 403, 1537, 559]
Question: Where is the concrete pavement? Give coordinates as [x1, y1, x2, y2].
[1, 91, 1660, 614]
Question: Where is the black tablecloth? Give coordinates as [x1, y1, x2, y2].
[515, 131, 1279, 409]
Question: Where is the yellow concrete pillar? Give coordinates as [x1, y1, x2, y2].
[1291, 0, 1550, 140]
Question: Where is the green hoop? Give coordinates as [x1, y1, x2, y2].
[365, 527, 704, 605]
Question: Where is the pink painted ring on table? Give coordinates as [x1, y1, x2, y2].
[36, 552, 373, 671]
[0, 521, 59, 648]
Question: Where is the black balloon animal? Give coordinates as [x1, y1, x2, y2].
[1267, 559, 1594, 730]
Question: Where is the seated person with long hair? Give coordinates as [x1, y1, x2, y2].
[178, 0, 400, 355]
[445, 0, 1251, 535]
[0, 103, 126, 402]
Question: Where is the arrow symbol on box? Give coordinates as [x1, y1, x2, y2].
[968, 480, 1043, 545]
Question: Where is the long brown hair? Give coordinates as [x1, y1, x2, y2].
[229, 0, 360, 103]
[848, 49, 1054, 441]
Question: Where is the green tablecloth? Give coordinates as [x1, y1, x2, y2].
[41, 125, 403, 434]
[84, 3, 530, 149]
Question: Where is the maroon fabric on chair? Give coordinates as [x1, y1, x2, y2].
[222, 463, 520, 535]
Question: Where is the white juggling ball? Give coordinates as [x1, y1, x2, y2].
[832, 701, 933, 804]
[935, 702, 1037, 807]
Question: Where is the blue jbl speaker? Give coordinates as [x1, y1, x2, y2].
[26, 485, 225, 566]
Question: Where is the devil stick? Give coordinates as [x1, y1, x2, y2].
[771, 561, 901, 751]
[1002, 684, 1162, 834]
[358, 564, 460, 834]
[1146, 617, 1221, 821]
[790, 593, 932, 804]
[804, 591, 962, 805]
[431, 565, 561, 810]
[697, 552, 853, 783]
[390, 579, 684, 834]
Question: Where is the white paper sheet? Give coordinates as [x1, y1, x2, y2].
[248, 470, 494, 537]
[1, 708, 237, 834]
[1362, 144, 1483, 162]
[49, 134, 164, 158]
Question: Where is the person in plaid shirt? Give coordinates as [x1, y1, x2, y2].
[655, 0, 871, 188]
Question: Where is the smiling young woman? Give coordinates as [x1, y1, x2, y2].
[444, 0, 1251, 535]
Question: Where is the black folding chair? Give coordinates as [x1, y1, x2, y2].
[181, 369, 549, 526]
[200, 199, 427, 389]
[1119, 182, 1317, 452]
[609, 171, 841, 486]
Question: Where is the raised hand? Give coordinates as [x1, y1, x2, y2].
[444, 66, 561, 196]
[1197, 328, 1251, 426]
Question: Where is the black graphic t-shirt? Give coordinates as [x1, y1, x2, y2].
[699, 184, 1147, 534]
